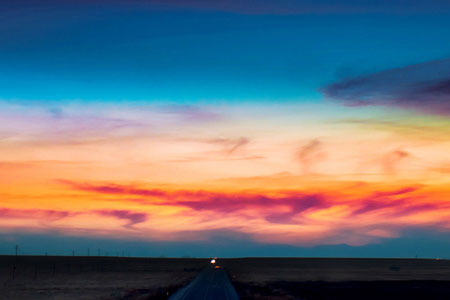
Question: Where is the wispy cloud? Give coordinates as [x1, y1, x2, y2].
[216, 137, 250, 155]
[94, 210, 148, 228]
[382, 149, 410, 174]
[60, 180, 450, 230]
[158, 105, 222, 123]
[297, 139, 326, 174]
[57, 180, 167, 197]
[0, 208, 72, 221]
[336, 118, 450, 142]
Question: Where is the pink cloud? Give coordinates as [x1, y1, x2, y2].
[58, 179, 450, 244]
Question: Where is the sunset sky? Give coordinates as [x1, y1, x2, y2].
[1, 0, 450, 257]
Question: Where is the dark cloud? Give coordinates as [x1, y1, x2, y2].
[322, 58, 450, 116]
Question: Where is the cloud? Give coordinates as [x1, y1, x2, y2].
[225, 137, 250, 155]
[208, 136, 250, 155]
[59, 180, 330, 222]
[373, 186, 419, 198]
[158, 105, 222, 123]
[58, 180, 168, 197]
[297, 139, 326, 174]
[381, 149, 410, 174]
[350, 186, 439, 217]
[60, 180, 436, 222]
[55, 179, 450, 246]
[0, 103, 145, 146]
[167, 193, 328, 220]
[94, 210, 148, 228]
[322, 58, 450, 116]
[265, 194, 325, 224]
[165, 136, 258, 163]
[0, 208, 72, 220]
[336, 119, 450, 142]
[0, 207, 148, 229]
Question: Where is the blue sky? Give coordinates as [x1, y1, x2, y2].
[1, 1, 450, 103]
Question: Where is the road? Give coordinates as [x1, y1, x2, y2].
[168, 266, 240, 300]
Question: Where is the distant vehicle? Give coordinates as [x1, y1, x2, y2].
[210, 257, 217, 264]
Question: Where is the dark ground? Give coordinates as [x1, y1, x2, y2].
[1, 256, 450, 299]
[0, 255, 207, 300]
[222, 258, 450, 300]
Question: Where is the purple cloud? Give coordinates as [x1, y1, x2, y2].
[265, 194, 326, 224]
[351, 187, 423, 215]
[322, 58, 450, 116]
[60, 180, 447, 227]
[59, 180, 330, 223]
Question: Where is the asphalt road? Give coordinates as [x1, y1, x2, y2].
[168, 266, 240, 300]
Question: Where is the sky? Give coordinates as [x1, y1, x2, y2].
[1, 0, 450, 258]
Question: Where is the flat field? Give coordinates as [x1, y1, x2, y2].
[0, 256, 207, 300]
[1, 256, 450, 300]
[222, 258, 450, 299]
